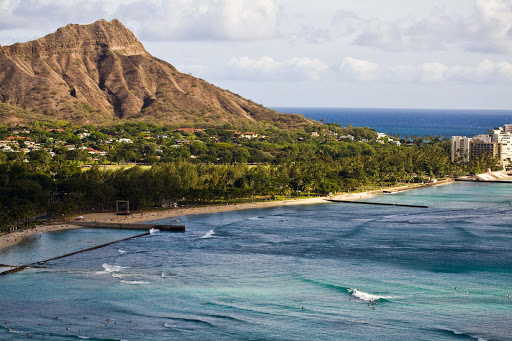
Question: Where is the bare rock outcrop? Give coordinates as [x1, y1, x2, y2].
[0, 19, 308, 127]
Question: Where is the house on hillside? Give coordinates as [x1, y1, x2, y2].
[78, 132, 91, 139]
[339, 134, 355, 141]
[176, 128, 205, 134]
[240, 132, 259, 139]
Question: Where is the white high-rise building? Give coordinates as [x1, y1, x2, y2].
[498, 133, 512, 166]
[453, 124, 512, 166]
[451, 136, 470, 163]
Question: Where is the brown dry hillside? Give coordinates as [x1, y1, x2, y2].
[0, 19, 309, 127]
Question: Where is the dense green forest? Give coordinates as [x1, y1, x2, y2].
[0, 121, 499, 229]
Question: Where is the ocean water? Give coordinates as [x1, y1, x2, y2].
[1, 182, 512, 340]
[274, 107, 512, 137]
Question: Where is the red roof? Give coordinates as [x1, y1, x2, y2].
[7, 136, 31, 140]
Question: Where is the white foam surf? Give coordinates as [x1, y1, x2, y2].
[118, 249, 127, 254]
[101, 263, 126, 273]
[9, 329, 25, 334]
[164, 323, 177, 328]
[149, 228, 160, 235]
[200, 229, 215, 239]
[349, 288, 381, 302]
[111, 273, 126, 279]
[120, 280, 150, 285]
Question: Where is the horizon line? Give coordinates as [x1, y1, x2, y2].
[270, 106, 512, 112]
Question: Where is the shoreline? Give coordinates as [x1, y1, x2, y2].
[0, 180, 453, 251]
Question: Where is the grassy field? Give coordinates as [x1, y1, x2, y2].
[81, 164, 152, 171]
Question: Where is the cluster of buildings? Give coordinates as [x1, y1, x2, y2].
[177, 128, 261, 139]
[452, 124, 512, 166]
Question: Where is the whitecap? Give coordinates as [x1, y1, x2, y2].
[102, 263, 126, 273]
[200, 230, 215, 239]
[120, 280, 150, 285]
[164, 323, 177, 328]
[349, 288, 381, 302]
[118, 249, 127, 254]
[78, 336, 90, 339]
[9, 329, 24, 334]
[149, 228, 160, 235]
[111, 273, 127, 279]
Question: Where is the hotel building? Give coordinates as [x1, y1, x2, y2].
[452, 124, 512, 166]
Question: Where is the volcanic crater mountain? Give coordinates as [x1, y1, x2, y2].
[0, 19, 307, 127]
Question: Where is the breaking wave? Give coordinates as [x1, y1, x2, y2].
[200, 230, 215, 239]
[102, 263, 126, 273]
[348, 288, 385, 302]
[120, 280, 150, 285]
[435, 328, 487, 341]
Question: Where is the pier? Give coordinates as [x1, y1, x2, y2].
[69, 221, 186, 232]
[455, 178, 512, 184]
[325, 199, 429, 208]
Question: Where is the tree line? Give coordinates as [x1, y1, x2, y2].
[0, 137, 498, 228]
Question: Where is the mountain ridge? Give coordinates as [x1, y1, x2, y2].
[0, 19, 309, 127]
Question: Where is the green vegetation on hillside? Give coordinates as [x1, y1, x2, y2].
[0, 121, 498, 229]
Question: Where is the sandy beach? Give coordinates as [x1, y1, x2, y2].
[0, 180, 452, 252]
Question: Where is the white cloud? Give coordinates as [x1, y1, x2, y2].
[0, 0, 280, 42]
[496, 61, 512, 80]
[334, 0, 512, 53]
[354, 19, 403, 50]
[118, 0, 280, 41]
[228, 56, 328, 81]
[0, 0, 107, 30]
[420, 63, 449, 83]
[338, 57, 512, 83]
[339, 57, 380, 81]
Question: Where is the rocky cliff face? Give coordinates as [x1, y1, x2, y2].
[0, 19, 307, 127]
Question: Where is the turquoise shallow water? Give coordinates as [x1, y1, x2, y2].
[1, 182, 512, 340]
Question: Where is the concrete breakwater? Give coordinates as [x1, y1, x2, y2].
[0, 222, 186, 276]
[0, 232, 151, 276]
[325, 199, 429, 208]
[69, 221, 186, 232]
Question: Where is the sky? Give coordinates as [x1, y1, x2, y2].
[0, 0, 511, 110]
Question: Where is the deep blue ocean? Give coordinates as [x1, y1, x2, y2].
[273, 107, 512, 137]
[1, 182, 511, 340]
